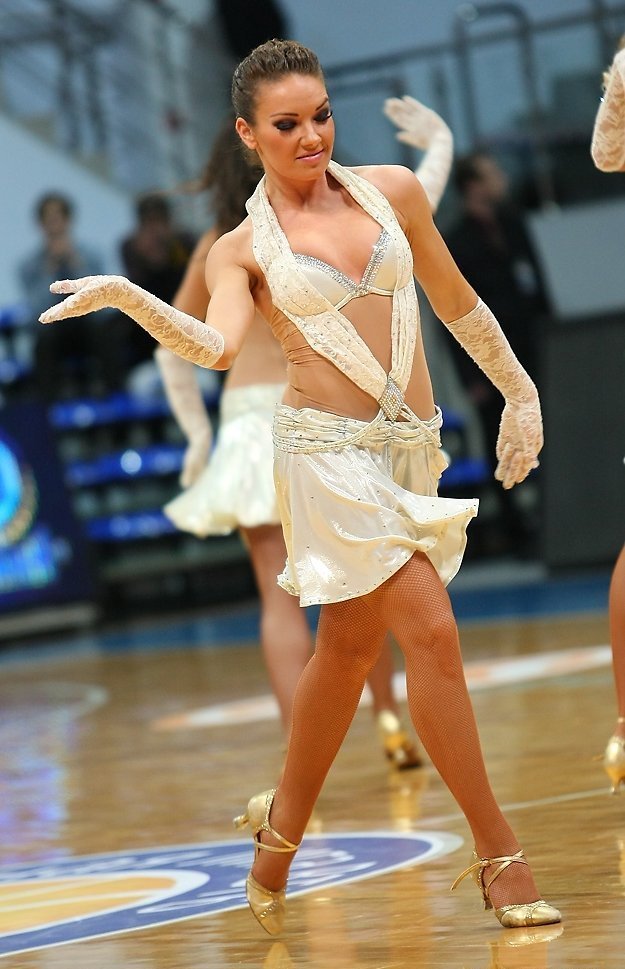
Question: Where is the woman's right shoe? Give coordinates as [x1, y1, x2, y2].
[377, 710, 423, 770]
[233, 789, 299, 936]
[450, 849, 562, 928]
[604, 722, 625, 794]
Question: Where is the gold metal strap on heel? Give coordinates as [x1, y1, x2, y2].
[451, 848, 561, 928]
[234, 790, 300, 937]
[450, 849, 528, 909]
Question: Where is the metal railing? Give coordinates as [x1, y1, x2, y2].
[2, 1, 625, 204]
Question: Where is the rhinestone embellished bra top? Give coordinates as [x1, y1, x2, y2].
[292, 229, 396, 311]
[245, 160, 421, 421]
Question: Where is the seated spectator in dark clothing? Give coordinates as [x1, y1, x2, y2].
[18, 192, 117, 401]
[119, 194, 196, 369]
[444, 153, 550, 555]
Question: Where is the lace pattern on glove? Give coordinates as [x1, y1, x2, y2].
[591, 49, 625, 172]
[155, 347, 212, 487]
[445, 299, 542, 487]
[41, 275, 225, 368]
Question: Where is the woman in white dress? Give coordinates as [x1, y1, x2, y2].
[39, 39, 560, 935]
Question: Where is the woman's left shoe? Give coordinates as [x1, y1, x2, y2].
[450, 849, 562, 928]
[233, 789, 300, 936]
[377, 710, 422, 770]
[604, 719, 625, 794]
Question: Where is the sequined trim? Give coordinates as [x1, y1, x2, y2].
[378, 376, 404, 421]
[293, 229, 391, 304]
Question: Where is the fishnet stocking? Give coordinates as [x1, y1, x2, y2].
[253, 552, 541, 909]
[609, 543, 625, 736]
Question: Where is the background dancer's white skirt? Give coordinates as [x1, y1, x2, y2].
[273, 405, 479, 607]
[165, 383, 285, 536]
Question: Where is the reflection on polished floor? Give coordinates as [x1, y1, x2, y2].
[0, 564, 622, 967]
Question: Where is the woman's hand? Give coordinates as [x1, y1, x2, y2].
[384, 95, 448, 151]
[39, 275, 128, 323]
[180, 428, 212, 488]
[495, 393, 543, 490]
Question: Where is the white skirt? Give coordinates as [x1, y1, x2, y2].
[273, 404, 479, 607]
[164, 383, 285, 536]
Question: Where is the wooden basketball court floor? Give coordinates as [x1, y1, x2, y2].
[0, 563, 623, 968]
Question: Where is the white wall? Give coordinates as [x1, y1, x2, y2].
[0, 115, 133, 307]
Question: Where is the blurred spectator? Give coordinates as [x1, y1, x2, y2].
[18, 192, 116, 401]
[117, 194, 196, 371]
[444, 153, 550, 555]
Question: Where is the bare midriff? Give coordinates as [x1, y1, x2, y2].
[269, 291, 436, 423]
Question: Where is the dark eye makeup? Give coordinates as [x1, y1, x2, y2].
[274, 107, 333, 131]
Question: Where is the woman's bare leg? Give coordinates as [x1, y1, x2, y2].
[242, 525, 312, 736]
[252, 595, 387, 890]
[252, 552, 544, 911]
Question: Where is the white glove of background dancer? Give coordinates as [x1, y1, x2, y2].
[444, 299, 542, 490]
[384, 95, 453, 213]
[39, 275, 225, 368]
[155, 347, 212, 488]
[591, 46, 625, 172]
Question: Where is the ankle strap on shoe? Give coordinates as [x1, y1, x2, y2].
[451, 849, 527, 894]
[256, 789, 300, 854]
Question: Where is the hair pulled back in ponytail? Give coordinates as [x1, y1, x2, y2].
[231, 38, 324, 122]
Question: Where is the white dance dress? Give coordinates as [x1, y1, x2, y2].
[164, 382, 285, 536]
[245, 161, 479, 607]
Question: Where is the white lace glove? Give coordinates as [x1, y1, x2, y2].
[591, 48, 625, 172]
[39, 275, 225, 368]
[444, 299, 543, 490]
[155, 347, 212, 488]
[384, 95, 453, 213]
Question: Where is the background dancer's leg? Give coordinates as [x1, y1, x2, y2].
[609, 543, 625, 736]
[243, 525, 312, 736]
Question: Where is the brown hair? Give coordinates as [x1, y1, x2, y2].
[197, 117, 262, 234]
[231, 38, 324, 122]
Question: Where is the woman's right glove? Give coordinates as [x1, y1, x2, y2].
[39, 275, 225, 368]
[155, 347, 213, 488]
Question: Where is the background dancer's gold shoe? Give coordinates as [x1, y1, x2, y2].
[604, 718, 625, 794]
[377, 710, 422, 770]
[451, 849, 562, 928]
[233, 789, 299, 936]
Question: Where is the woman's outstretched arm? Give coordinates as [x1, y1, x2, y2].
[39, 229, 256, 370]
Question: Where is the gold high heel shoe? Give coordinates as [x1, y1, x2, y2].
[233, 789, 299, 936]
[450, 849, 562, 928]
[604, 718, 625, 794]
[377, 710, 422, 770]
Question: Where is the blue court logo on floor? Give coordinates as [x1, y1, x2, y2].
[0, 832, 461, 956]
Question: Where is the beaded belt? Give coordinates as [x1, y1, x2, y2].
[273, 402, 442, 454]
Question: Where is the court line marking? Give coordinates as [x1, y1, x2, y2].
[153, 643, 612, 731]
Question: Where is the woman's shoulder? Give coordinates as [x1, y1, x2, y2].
[206, 217, 264, 285]
[348, 163, 430, 216]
